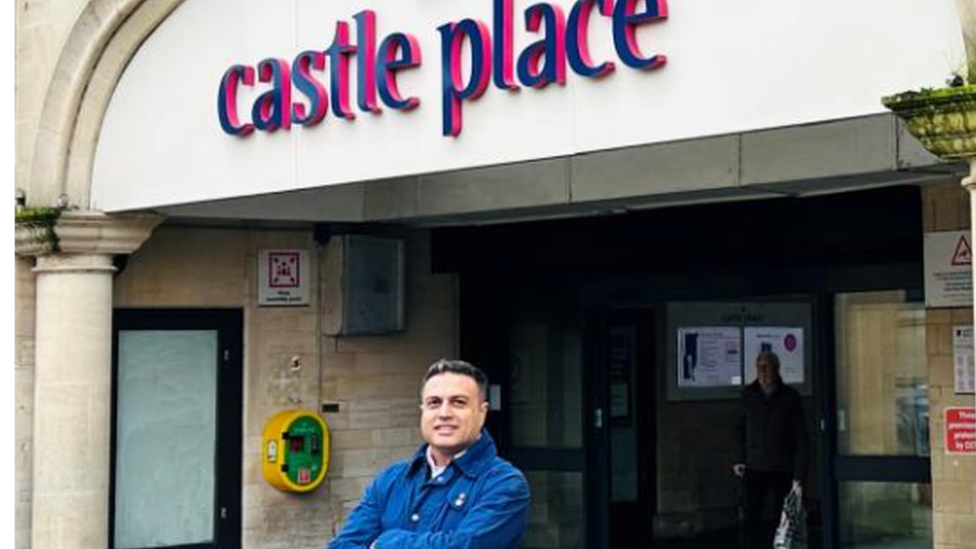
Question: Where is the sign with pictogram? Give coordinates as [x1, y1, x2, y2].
[924, 231, 973, 308]
[259, 249, 309, 306]
[270, 252, 300, 288]
[951, 234, 972, 266]
[945, 407, 975, 454]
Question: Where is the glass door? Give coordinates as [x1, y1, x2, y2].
[111, 310, 243, 549]
[507, 306, 586, 549]
[831, 291, 932, 549]
[600, 310, 655, 549]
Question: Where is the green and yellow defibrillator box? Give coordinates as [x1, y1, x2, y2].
[262, 409, 330, 493]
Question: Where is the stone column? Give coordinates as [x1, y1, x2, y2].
[16, 211, 163, 549]
[15, 255, 36, 549]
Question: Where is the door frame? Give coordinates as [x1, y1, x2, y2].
[584, 307, 657, 549]
[110, 309, 244, 549]
[819, 290, 932, 549]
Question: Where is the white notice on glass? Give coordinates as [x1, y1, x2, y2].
[744, 327, 805, 385]
[677, 327, 742, 388]
[953, 325, 975, 394]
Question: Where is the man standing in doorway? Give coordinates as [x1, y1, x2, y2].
[328, 359, 530, 549]
[733, 351, 808, 549]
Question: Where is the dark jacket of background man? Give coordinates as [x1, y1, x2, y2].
[738, 380, 808, 480]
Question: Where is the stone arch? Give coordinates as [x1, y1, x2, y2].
[28, 0, 187, 208]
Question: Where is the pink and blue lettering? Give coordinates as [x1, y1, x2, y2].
[251, 58, 291, 132]
[292, 50, 329, 127]
[517, 3, 567, 88]
[377, 33, 422, 110]
[218, 64, 256, 136]
[216, 2, 673, 139]
[492, 0, 519, 91]
[438, 19, 493, 137]
[326, 21, 357, 120]
[612, 0, 668, 70]
[354, 10, 381, 114]
[566, 0, 616, 78]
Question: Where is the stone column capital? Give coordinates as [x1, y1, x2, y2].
[15, 210, 164, 258]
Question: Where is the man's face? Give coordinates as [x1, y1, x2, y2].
[420, 372, 488, 460]
[756, 357, 778, 391]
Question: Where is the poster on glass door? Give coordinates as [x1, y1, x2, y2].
[676, 327, 742, 388]
[743, 327, 805, 385]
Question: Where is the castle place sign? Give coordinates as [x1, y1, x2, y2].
[218, 0, 668, 138]
[93, 0, 961, 211]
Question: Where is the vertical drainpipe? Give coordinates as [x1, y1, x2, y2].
[965, 158, 976, 414]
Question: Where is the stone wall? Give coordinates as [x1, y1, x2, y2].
[112, 225, 457, 549]
[923, 183, 976, 549]
[15, 0, 89, 194]
[317, 231, 458, 533]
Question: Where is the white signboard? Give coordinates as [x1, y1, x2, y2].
[91, 0, 964, 211]
[258, 249, 310, 306]
[677, 326, 742, 387]
[924, 231, 973, 308]
[743, 327, 804, 385]
[954, 325, 975, 395]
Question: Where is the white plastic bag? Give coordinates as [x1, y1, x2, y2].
[773, 483, 806, 549]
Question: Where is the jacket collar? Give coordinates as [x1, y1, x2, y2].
[745, 379, 787, 399]
[408, 430, 497, 479]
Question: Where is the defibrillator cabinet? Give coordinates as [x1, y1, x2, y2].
[262, 410, 330, 493]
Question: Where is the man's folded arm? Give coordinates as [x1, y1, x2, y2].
[327, 472, 390, 549]
[372, 469, 530, 549]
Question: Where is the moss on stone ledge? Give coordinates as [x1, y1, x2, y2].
[15, 207, 62, 253]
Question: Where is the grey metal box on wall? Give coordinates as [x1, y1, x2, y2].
[322, 235, 405, 335]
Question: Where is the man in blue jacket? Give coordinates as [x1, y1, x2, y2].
[328, 359, 530, 549]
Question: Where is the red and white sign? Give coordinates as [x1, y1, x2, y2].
[258, 249, 309, 306]
[945, 407, 975, 454]
[951, 235, 972, 266]
[270, 252, 301, 288]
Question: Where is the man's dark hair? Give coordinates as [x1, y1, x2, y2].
[422, 359, 489, 401]
[757, 350, 781, 371]
[756, 351, 784, 384]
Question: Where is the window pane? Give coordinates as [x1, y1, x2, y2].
[522, 471, 584, 549]
[115, 330, 218, 548]
[839, 481, 932, 549]
[510, 313, 583, 449]
[835, 292, 929, 456]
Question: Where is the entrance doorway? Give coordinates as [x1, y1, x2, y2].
[111, 309, 243, 549]
[441, 186, 930, 549]
[587, 309, 656, 549]
[586, 300, 820, 549]
[471, 286, 933, 549]
[827, 291, 932, 549]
